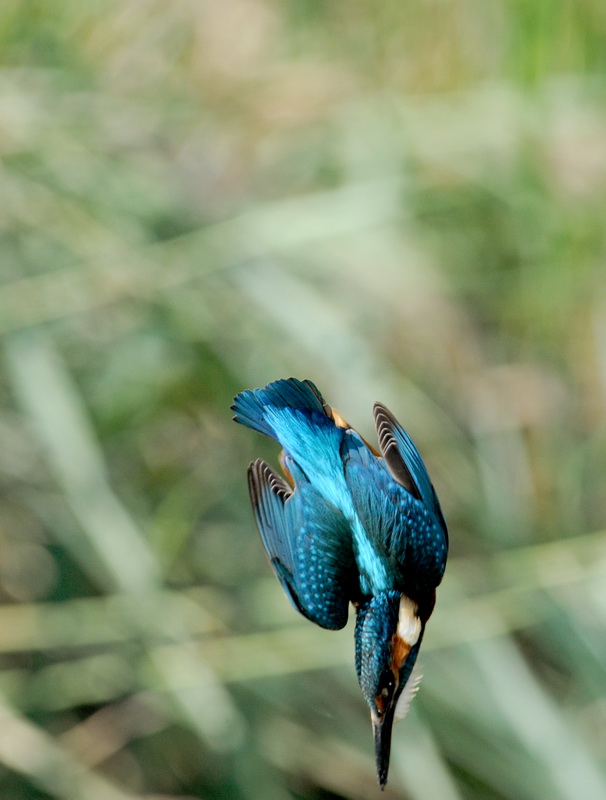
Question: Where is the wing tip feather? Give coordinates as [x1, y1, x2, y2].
[247, 459, 292, 513]
[372, 403, 422, 501]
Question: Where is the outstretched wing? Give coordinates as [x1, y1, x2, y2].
[373, 403, 448, 542]
[340, 431, 410, 580]
[247, 458, 354, 630]
[341, 424, 448, 590]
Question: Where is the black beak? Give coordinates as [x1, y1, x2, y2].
[372, 704, 396, 789]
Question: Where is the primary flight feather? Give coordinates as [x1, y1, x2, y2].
[232, 378, 448, 787]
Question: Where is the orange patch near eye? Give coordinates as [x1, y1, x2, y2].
[375, 693, 386, 717]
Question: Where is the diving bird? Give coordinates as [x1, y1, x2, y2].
[232, 378, 448, 787]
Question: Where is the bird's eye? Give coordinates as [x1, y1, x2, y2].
[378, 670, 395, 699]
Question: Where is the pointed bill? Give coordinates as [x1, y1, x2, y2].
[372, 702, 396, 789]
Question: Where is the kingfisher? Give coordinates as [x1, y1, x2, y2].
[232, 378, 448, 787]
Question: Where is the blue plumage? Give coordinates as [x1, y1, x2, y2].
[232, 378, 448, 788]
[248, 456, 354, 630]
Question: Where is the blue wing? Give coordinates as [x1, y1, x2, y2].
[340, 432, 410, 582]
[341, 427, 448, 591]
[373, 403, 448, 544]
[247, 458, 355, 630]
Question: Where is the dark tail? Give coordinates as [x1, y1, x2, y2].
[231, 378, 329, 440]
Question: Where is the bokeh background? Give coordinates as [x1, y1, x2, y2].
[1, 2, 606, 799]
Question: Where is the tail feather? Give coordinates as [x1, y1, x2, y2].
[231, 388, 275, 438]
[233, 378, 350, 510]
[232, 378, 329, 440]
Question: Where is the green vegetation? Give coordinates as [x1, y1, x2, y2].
[1, 2, 606, 798]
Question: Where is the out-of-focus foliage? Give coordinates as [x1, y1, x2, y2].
[1, 1, 606, 798]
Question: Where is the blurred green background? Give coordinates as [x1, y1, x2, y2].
[1, 1, 606, 799]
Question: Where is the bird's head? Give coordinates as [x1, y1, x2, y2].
[354, 590, 424, 788]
